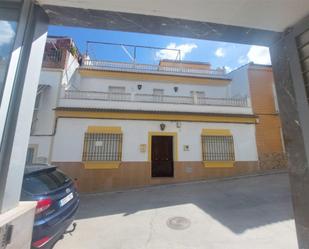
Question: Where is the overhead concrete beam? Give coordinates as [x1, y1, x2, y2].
[42, 5, 280, 46]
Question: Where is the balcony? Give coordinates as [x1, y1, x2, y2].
[42, 49, 68, 69]
[58, 90, 252, 115]
[81, 60, 229, 79]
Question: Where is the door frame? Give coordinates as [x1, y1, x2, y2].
[150, 135, 174, 177]
[148, 132, 178, 163]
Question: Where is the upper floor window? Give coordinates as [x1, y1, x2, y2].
[108, 86, 125, 93]
[153, 89, 164, 102]
[108, 86, 127, 101]
[191, 91, 205, 98]
[153, 89, 164, 95]
[191, 91, 205, 104]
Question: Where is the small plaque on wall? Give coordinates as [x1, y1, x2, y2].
[140, 144, 146, 153]
[95, 141, 103, 147]
[183, 145, 190, 151]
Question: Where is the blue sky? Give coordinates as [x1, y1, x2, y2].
[48, 25, 271, 72]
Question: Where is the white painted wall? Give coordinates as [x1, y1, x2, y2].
[62, 53, 80, 88]
[228, 65, 251, 98]
[28, 69, 61, 164]
[34, 69, 62, 135]
[34, 53, 80, 135]
[64, 72, 253, 114]
[52, 118, 258, 162]
[76, 75, 231, 98]
[28, 136, 52, 163]
[272, 82, 280, 113]
[29, 54, 80, 163]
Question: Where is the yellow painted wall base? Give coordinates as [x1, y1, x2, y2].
[203, 161, 235, 168]
[83, 161, 121, 169]
[54, 161, 284, 193]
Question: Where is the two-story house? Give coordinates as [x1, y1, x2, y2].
[27, 37, 286, 192]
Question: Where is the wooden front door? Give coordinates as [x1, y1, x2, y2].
[151, 136, 174, 177]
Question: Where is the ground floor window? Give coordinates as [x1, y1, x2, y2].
[82, 127, 123, 162]
[201, 129, 235, 161]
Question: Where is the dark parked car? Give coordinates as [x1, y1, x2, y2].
[21, 164, 79, 249]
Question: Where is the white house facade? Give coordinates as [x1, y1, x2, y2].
[27, 38, 286, 192]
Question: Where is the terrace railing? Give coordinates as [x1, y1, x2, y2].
[63, 90, 248, 107]
[197, 96, 248, 107]
[134, 94, 194, 105]
[64, 90, 131, 102]
[42, 49, 66, 69]
[81, 60, 226, 77]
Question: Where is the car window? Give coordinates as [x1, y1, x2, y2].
[23, 169, 70, 194]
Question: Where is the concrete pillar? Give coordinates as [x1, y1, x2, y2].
[0, 2, 49, 213]
[270, 22, 309, 249]
[0, 2, 48, 247]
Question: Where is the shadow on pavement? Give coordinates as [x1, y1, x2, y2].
[75, 173, 294, 234]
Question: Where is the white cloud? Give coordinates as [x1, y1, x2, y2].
[0, 21, 15, 47]
[224, 66, 233, 73]
[155, 43, 197, 60]
[247, 45, 271, 65]
[215, 48, 225, 57]
[238, 55, 249, 65]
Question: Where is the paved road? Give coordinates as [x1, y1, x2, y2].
[54, 173, 298, 249]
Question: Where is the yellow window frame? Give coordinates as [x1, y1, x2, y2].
[201, 129, 235, 168]
[83, 126, 123, 169]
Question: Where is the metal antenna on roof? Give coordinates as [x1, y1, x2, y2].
[121, 45, 135, 62]
[85, 40, 182, 64]
[176, 49, 181, 61]
[134, 47, 136, 64]
[86, 41, 89, 57]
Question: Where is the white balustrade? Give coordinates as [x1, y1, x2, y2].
[81, 60, 227, 77]
[63, 90, 248, 107]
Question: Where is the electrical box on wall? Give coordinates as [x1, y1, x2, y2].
[185, 166, 192, 173]
[183, 145, 190, 151]
[140, 144, 146, 153]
